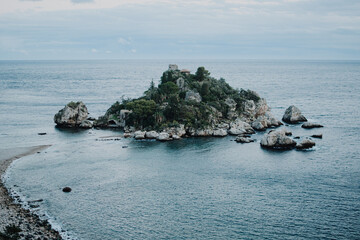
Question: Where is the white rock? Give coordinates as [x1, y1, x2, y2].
[145, 131, 159, 139]
[213, 129, 228, 137]
[172, 134, 181, 140]
[157, 132, 170, 141]
[134, 131, 146, 140]
[228, 128, 247, 135]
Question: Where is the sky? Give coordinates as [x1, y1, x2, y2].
[0, 0, 359, 60]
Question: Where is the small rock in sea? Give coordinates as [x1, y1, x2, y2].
[311, 134, 323, 138]
[283, 129, 292, 136]
[38, 133, 47, 135]
[296, 139, 316, 150]
[282, 105, 307, 124]
[301, 122, 324, 129]
[293, 136, 300, 139]
[172, 134, 181, 140]
[62, 187, 72, 193]
[122, 145, 128, 148]
[236, 137, 255, 143]
[260, 129, 297, 150]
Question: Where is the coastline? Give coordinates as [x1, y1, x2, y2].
[0, 145, 62, 240]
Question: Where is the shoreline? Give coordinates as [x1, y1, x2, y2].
[0, 145, 62, 240]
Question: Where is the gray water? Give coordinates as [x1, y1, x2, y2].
[1, 60, 359, 239]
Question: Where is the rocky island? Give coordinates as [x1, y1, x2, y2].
[54, 64, 321, 150]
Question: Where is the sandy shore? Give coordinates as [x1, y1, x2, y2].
[0, 145, 62, 240]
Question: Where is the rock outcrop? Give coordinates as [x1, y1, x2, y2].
[301, 122, 323, 129]
[157, 132, 171, 141]
[134, 131, 146, 140]
[229, 119, 255, 135]
[260, 129, 297, 150]
[282, 105, 307, 124]
[311, 134, 323, 139]
[213, 129, 228, 137]
[296, 139, 316, 149]
[236, 136, 254, 143]
[54, 101, 89, 128]
[185, 90, 202, 102]
[145, 131, 159, 139]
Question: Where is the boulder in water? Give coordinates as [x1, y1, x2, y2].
[157, 132, 171, 141]
[296, 139, 316, 149]
[301, 122, 323, 129]
[260, 129, 297, 150]
[62, 187, 72, 193]
[145, 131, 159, 139]
[54, 101, 89, 128]
[235, 136, 254, 143]
[311, 134, 323, 139]
[134, 131, 146, 140]
[282, 105, 307, 124]
[213, 129, 228, 137]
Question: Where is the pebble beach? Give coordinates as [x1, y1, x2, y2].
[0, 145, 62, 240]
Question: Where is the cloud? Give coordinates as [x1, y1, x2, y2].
[0, 0, 359, 59]
[118, 37, 131, 45]
[71, 0, 94, 3]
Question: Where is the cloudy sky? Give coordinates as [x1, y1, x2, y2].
[0, 0, 359, 60]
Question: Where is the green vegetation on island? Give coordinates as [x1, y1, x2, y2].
[96, 65, 261, 130]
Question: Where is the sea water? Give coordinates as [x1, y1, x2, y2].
[1, 60, 359, 239]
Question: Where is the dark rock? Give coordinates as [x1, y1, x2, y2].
[301, 122, 323, 129]
[62, 187, 72, 193]
[38, 133, 47, 135]
[311, 134, 323, 138]
[122, 145, 128, 148]
[293, 136, 300, 139]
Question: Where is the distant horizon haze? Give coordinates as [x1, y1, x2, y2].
[0, 0, 359, 60]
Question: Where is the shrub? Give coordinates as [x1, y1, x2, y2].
[195, 67, 210, 82]
[125, 99, 157, 128]
[159, 81, 179, 95]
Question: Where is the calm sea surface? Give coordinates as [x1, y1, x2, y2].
[1, 60, 359, 239]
